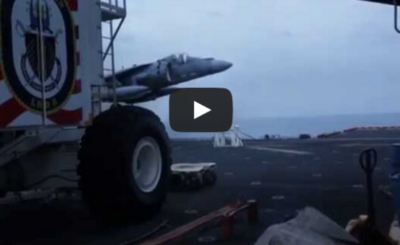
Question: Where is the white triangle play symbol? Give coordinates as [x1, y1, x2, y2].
[194, 101, 211, 119]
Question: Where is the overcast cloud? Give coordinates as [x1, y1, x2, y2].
[113, 0, 400, 121]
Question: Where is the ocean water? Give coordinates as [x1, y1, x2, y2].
[165, 112, 400, 139]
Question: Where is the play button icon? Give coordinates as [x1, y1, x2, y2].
[170, 88, 233, 132]
[194, 101, 211, 119]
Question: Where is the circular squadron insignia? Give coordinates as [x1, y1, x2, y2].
[0, 0, 76, 114]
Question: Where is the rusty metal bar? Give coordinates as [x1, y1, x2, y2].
[226, 203, 249, 217]
[138, 200, 259, 245]
[248, 200, 258, 224]
[138, 201, 242, 245]
[222, 215, 234, 239]
[225, 200, 258, 223]
[221, 200, 259, 239]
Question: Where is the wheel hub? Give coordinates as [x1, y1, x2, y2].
[132, 137, 162, 193]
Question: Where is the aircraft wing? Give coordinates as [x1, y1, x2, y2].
[104, 63, 150, 86]
[123, 87, 179, 104]
[102, 85, 150, 102]
[103, 86, 179, 104]
[359, 0, 394, 5]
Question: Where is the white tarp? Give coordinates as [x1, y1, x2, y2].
[254, 207, 359, 245]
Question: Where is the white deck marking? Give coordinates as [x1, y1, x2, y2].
[339, 143, 392, 147]
[248, 146, 313, 155]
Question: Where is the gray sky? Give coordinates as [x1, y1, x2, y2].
[114, 0, 400, 121]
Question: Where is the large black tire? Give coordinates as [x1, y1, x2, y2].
[77, 106, 172, 222]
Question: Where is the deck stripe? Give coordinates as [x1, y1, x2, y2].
[67, 0, 78, 11]
[48, 108, 82, 125]
[73, 79, 81, 94]
[0, 98, 26, 127]
[248, 146, 313, 155]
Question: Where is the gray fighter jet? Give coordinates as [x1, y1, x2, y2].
[103, 53, 233, 103]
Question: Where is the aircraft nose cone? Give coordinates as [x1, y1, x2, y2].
[211, 60, 233, 73]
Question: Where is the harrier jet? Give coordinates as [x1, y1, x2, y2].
[104, 53, 233, 103]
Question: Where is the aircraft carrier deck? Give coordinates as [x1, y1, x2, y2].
[0, 132, 399, 245]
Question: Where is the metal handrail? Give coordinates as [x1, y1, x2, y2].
[100, 0, 127, 106]
[102, 18, 126, 61]
[101, 0, 126, 61]
[100, 0, 126, 13]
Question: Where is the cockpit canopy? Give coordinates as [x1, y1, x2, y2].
[165, 53, 214, 65]
[179, 53, 188, 63]
[171, 53, 189, 64]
